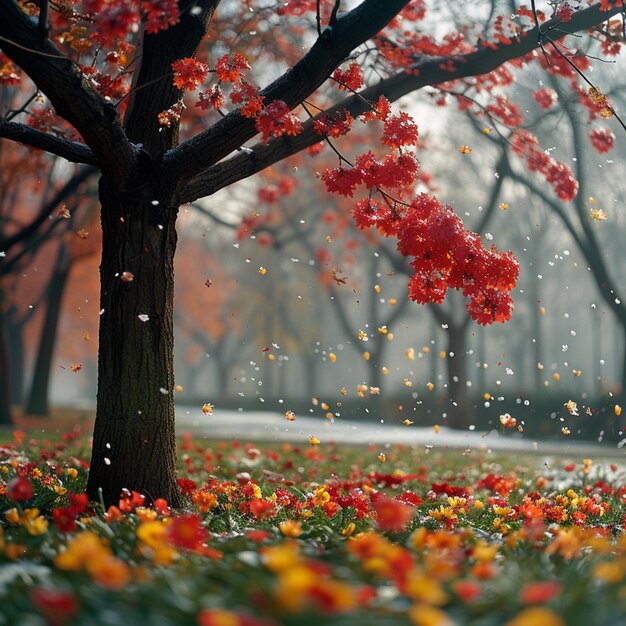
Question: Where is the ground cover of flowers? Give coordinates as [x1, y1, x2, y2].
[0, 428, 625, 626]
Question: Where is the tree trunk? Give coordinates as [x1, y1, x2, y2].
[0, 281, 13, 425]
[6, 307, 24, 407]
[25, 248, 70, 416]
[86, 177, 182, 508]
[444, 324, 471, 429]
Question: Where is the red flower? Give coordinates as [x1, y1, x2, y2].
[249, 498, 277, 519]
[589, 127, 615, 154]
[332, 62, 364, 91]
[53, 508, 77, 533]
[177, 478, 198, 495]
[371, 493, 414, 532]
[171, 57, 209, 91]
[533, 88, 557, 109]
[166, 513, 208, 550]
[7, 476, 33, 501]
[453, 580, 482, 603]
[31, 587, 79, 625]
[520, 580, 562, 604]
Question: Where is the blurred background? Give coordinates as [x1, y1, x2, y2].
[1, 0, 625, 445]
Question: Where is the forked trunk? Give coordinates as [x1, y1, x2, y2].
[86, 177, 182, 507]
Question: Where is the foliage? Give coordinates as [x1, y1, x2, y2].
[0, 431, 624, 625]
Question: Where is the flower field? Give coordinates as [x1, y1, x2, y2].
[1, 428, 625, 626]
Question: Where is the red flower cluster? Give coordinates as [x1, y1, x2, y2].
[171, 57, 209, 91]
[313, 110, 354, 139]
[532, 88, 557, 110]
[589, 127, 615, 153]
[215, 52, 251, 83]
[332, 62, 364, 91]
[53, 493, 89, 533]
[141, 0, 180, 34]
[510, 130, 578, 201]
[255, 100, 303, 142]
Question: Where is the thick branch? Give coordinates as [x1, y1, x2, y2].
[180, 2, 621, 204]
[0, 118, 99, 165]
[167, 0, 411, 187]
[0, 1, 136, 181]
[123, 0, 220, 153]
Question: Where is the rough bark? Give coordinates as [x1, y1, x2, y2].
[86, 176, 181, 507]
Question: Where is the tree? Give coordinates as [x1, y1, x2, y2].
[1, 1, 623, 506]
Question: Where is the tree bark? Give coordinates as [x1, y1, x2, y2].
[25, 248, 70, 416]
[86, 176, 181, 507]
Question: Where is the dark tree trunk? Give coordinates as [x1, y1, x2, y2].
[444, 324, 471, 429]
[0, 282, 13, 425]
[25, 249, 70, 416]
[86, 177, 182, 507]
[7, 311, 25, 406]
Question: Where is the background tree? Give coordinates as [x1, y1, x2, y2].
[1, 1, 624, 506]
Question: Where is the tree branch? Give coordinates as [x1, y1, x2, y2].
[0, 1, 136, 182]
[123, 0, 220, 153]
[0, 165, 97, 253]
[0, 118, 99, 165]
[179, 2, 622, 204]
[167, 0, 411, 187]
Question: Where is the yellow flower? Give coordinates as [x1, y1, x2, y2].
[408, 604, 453, 626]
[592, 560, 625, 584]
[55, 531, 110, 571]
[5, 508, 20, 524]
[21, 508, 48, 536]
[473, 542, 498, 562]
[404, 572, 448, 605]
[279, 520, 303, 538]
[504, 607, 565, 626]
[261, 541, 301, 573]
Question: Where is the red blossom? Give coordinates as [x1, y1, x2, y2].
[215, 52, 251, 83]
[589, 127, 615, 153]
[177, 478, 198, 495]
[141, 0, 180, 34]
[255, 100, 302, 142]
[533, 88, 557, 109]
[7, 476, 33, 501]
[520, 580, 562, 604]
[167, 513, 208, 550]
[556, 2, 574, 22]
[332, 62, 364, 91]
[371, 493, 415, 532]
[382, 112, 419, 148]
[249, 498, 277, 519]
[196, 85, 224, 111]
[31, 587, 79, 625]
[172, 58, 209, 91]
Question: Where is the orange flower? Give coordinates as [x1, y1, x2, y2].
[87, 556, 131, 590]
[279, 520, 303, 537]
[504, 607, 565, 626]
[192, 490, 218, 513]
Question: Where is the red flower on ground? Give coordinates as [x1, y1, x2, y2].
[371, 493, 415, 532]
[166, 513, 208, 550]
[7, 476, 33, 501]
[520, 580, 562, 604]
[31, 587, 79, 625]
